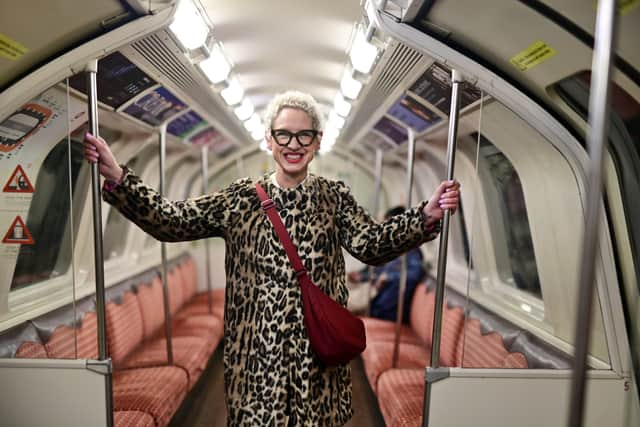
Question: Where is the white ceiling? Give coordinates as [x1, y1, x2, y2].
[200, 0, 364, 117]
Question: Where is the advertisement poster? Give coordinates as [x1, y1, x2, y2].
[189, 126, 234, 155]
[388, 95, 442, 132]
[0, 87, 86, 311]
[69, 51, 156, 109]
[0, 103, 52, 156]
[373, 116, 408, 145]
[409, 62, 451, 114]
[409, 62, 482, 115]
[168, 111, 206, 139]
[123, 86, 187, 127]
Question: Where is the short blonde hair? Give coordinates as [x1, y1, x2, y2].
[263, 91, 324, 132]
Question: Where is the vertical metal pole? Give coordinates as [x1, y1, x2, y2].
[201, 146, 213, 314]
[568, 1, 617, 426]
[366, 148, 384, 317]
[371, 148, 384, 217]
[392, 127, 415, 367]
[159, 124, 174, 365]
[86, 60, 114, 427]
[423, 69, 462, 427]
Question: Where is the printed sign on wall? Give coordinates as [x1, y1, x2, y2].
[0, 86, 86, 312]
[69, 51, 157, 109]
[3, 165, 34, 193]
[168, 111, 206, 139]
[124, 86, 187, 127]
[2, 216, 34, 245]
[0, 104, 52, 156]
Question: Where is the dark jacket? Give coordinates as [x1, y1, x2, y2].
[363, 248, 425, 322]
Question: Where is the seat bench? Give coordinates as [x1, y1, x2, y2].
[360, 279, 571, 427]
[1, 253, 225, 427]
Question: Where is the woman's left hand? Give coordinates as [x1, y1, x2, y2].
[424, 180, 461, 223]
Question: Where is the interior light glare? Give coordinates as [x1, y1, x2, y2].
[334, 93, 352, 117]
[251, 125, 265, 141]
[169, 0, 210, 51]
[198, 46, 231, 84]
[320, 138, 335, 154]
[340, 71, 362, 100]
[244, 113, 261, 132]
[221, 79, 244, 105]
[349, 24, 378, 74]
[260, 138, 271, 153]
[234, 99, 254, 121]
[328, 110, 345, 129]
[323, 126, 340, 141]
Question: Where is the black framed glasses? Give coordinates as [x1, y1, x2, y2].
[270, 129, 319, 147]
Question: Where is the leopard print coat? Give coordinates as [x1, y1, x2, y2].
[103, 169, 440, 426]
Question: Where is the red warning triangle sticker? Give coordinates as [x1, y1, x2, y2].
[2, 216, 34, 245]
[3, 165, 35, 193]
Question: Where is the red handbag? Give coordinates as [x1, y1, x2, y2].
[256, 183, 366, 365]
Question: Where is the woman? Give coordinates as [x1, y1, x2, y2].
[84, 90, 460, 426]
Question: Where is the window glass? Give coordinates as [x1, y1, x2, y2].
[475, 132, 541, 298]
[554, 70, 639, 379]
[554, 71, 640, 290]
[103, 155, 143, 260]
[209, 161, 242, 192]
[459, 93, 609, 365]
[11, 139, 88, 290]
[144, 157, 182, 249]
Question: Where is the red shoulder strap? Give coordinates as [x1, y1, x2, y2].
[255, 183, 307, 277]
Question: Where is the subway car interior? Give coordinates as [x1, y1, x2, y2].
[0, 0, 639, 426]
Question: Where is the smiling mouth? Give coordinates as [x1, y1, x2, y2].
[284, 152, 304, 163]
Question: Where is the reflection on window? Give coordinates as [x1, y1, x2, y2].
[554, 71, 640, 290]
[11, 140, 88, 290]
[457, 199, 473, 269]
[554, 70, 640, 390]
[144, 160, 181, 249]
[475, 132, 541, 297]
[104, 155, 142, 260]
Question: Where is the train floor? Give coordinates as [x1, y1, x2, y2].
[171, 347, 386, 426]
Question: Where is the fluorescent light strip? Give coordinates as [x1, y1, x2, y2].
[221, 78, 243, 105]
[234, 99, 254, 121]
[198, 46, 231, 84]
[251, 124, 265, 141]
[169, 0, 210, 51]
[244, 113, 261, 132]
[349, 24, 378, 74]
[340, 71, 362, 100]
[328, 110, 345, 129]
[334, 93, 352, 117]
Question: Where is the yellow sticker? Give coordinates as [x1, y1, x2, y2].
[510, 41, 556, 72]
[0, 33, 28, 60]
[617, 0, 638, 14]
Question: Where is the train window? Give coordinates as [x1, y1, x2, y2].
[103, 155, 143, 260]
[209, 160, 245, 191]
[10, 139, 88, 290]
[553, 71, 640, 292]
[458, 96, 609, 363]
[553, 71, 639, 371]
[141, 157, 186, 249]
[475, 132, 541, 298]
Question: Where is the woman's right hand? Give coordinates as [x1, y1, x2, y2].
[83, 132, 123, 182]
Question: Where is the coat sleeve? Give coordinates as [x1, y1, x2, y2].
[333, 180, 440, 265]
[102, 167, 245, 242]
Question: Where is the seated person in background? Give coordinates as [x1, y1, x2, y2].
[347, 206, 427, 323]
